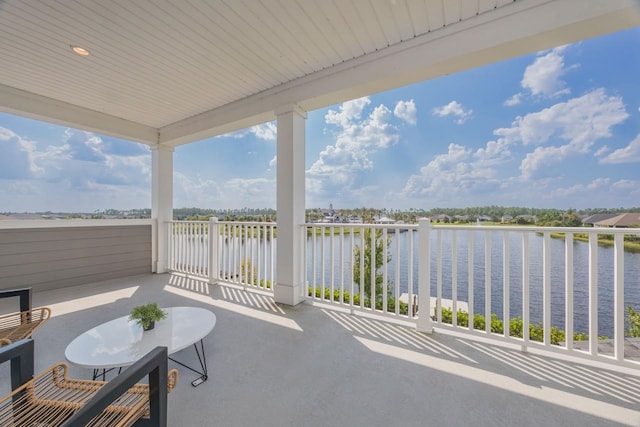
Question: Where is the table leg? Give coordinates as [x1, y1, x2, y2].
[92, 367, 121, 381]
[168, 339, 208, 387]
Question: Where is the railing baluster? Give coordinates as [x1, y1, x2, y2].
[543, 232, 551, 347]
[360, 226, 365, 309]
[340, 227, 345, 305]
[312, 226, 317, 298]
[350, 227, 355, 312]
[408, 227, 414, 319]
[257, 225, 262, 288]
[452, 230, 458, 327]
[321, 226, 326, 300]
[503, 231, 510, 338]
[437, 229, 442, 323]
[270, 224, 275, 289]
[330, 226, 335, 301]
[383, 228, 388, 313]
[614, 233, 624, 361]
[565, 232, 574, 351]
[588, 233, 598, 356]
[370, 227, 376, 310]
[485, 231, 491, 334]
[522, 232, 530, 349]
[395, 228, 401, 316]
[468, 231, 474, 332]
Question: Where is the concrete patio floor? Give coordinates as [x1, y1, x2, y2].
[2, 273, 640, 426]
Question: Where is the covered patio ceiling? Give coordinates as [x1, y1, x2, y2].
[0, 0, 638, 148]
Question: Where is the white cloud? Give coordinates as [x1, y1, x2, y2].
[225, 177, 275, 205]
[0, 126, 43, 178]
[402, 143, 500, 200]
[393, 99, 417, 125]
[521, 46, 576, 98]
[495, 89, 627, 148]
[250, 122, 277, 141]
[491, 89, 629, 180]
[593, 145, 609, 157]
[550, 178, 610, 198]
[599, 134, 640, 164]
[504, 93, 522, 107]
[432, 101, 472, 124]
[307, 97, 401, 200]
[611, 179, 640, 192]
[1, 127, 150, 192]
[268, 155, 277, 170]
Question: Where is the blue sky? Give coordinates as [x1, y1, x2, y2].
[1, 27, 639, 213]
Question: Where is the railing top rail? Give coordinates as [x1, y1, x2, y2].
[168, 220, 276, 226]
[430, 224, 640, 234]
[302, 222, 417, 230]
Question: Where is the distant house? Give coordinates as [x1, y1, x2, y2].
[582, 213, 618, 227]
[594, 213, 640, 228]
[430, 214, 450, 222]
[477, 215, 492, 222]
[374, 216, 395, 224]
[347, 216, 363, 224]
[501, 215, 513, 223]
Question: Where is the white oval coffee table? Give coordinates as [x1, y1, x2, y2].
[65, 306, 216, 386]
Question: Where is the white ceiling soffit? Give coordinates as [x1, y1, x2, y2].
[0, 0, 638, 147]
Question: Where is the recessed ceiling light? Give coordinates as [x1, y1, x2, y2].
[70, 45, 90, 56]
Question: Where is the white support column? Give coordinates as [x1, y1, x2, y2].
[274, 105, 307, 306]
[151, 145, 174, 274]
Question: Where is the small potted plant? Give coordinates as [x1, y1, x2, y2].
[129, 303, 167, 331]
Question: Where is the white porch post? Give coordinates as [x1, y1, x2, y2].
[274, 105, 307, 306]
[151, 145, 174, 274]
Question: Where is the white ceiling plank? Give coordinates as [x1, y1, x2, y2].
[352, 1, 390, 49]
[332, 1, 378, 54]
[406, 0, 431, 35]
[390, 0, 418, 41]
[369, 0, 403, 44]
[425, 0, 446, 31]
[443, 0, 462, 25]
[298, 1, 354, 62]
[461, 0, 481, 20]
[478, 0, 499, 14]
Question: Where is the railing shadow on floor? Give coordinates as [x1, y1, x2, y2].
[459, 339, 640, 407]
[167, 273, 284, 315]
[321, 307, 640, 410]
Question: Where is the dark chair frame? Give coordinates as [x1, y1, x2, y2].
[0, 339, 171, 427]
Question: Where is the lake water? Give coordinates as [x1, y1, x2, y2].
[302, 230, 640, 338]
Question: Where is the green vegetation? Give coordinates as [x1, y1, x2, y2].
[438, 308, 591, 344]
[353, 228, 392, 302]
[239, 260, 272, 289]
[627, 306, 640, 337]
[129, 302, 167, 330]
[550, 232, 640, 253]
[308, 288, 409, 315]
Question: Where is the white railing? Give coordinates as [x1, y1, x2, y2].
[168, 219, 276, 291]
[303, 223, 418, 320]
[168, 218, 640, 367]
[303, 220, 640, 368]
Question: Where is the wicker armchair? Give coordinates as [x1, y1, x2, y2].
[0, 339, 179, 427]
[0, 288, 51, 347]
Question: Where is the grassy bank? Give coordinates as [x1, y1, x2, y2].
[550, 232, 640, 253]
